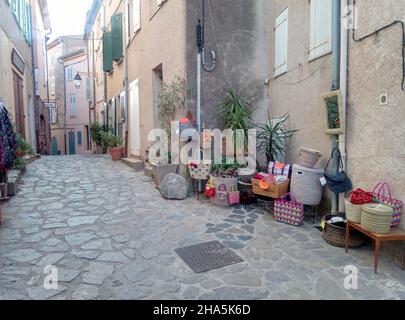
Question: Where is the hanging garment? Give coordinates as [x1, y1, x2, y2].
[0, 106, 17, 170]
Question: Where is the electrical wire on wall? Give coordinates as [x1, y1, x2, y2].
[352, 0, 405, 91]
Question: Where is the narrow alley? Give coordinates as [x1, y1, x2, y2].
[0, 156, 404, 300]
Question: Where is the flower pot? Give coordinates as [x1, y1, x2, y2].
[109, 147, 124, 161]
[151, 163, 179, 188]
[95, 145, 104, 154]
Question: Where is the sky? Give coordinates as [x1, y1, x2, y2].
[47, 0, 93, 39]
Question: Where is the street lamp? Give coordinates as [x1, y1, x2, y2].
[74, 72, 82, 89]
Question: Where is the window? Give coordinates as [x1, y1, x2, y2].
[309, 0, 332, 61]
[50, 106, 58, 124]
[274, 8, 288, 77]
[70, 94, 76, 118]
[67, 67, 73, 81]
[133, 0, 141, 33]
[50, 76, 56, 95]
[77, 131, 82, 146]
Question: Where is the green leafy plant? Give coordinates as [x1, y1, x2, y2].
[90, 122, 105, 147]
[15, 132, 33, 157]
[157, 76, 186, 134]
[257, 113, 298, 163]
[211, 156, 243, 177]
[13, 157, 26, 171]
[217, 89, 255, 156]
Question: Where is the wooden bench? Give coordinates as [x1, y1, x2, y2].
[345, 221, 405, 273]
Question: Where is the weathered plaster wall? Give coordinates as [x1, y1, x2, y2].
[126, 0, 187, 158]
[347, 0, 405, 231]
[0, 1, 34, 143]
[268, 0, 334, 168]
[186, 0, 270, 143]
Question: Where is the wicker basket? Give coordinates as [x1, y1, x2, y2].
[322, 215, 365, 248]
[361, 204, 393, 234]
[291, 164, 324, 206]
[188, 162, 212, 180]
[297, 148, 322, 168]
[345, 199, 363, 223]
[151, 163, 179, 188]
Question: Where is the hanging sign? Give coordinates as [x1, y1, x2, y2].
[11, 49, 25, 75]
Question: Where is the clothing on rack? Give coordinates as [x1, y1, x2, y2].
[0, 103, 17, 171]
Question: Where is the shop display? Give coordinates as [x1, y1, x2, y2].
[372, 183, 402, 227]
[228, 186, 240, 205]
[188, 161, 212, 180]
[268, 161, 291, 178]
[345, 189, 373, 223]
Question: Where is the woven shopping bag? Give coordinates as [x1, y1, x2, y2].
[274, 193, 305, 226]
[372, 183, 403, 227]
[228, 186, 240, 205]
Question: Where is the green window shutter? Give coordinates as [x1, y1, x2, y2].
[78, 131, 82, 146]
[111, 13, 123, 62]
[102, 31, 113, 72]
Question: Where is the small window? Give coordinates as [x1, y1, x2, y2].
[70, 94, 76, 118]
[309, 0, 332, 60]
[77, 131, 82, 146]
[274, 8, 289, 77]
[67, 67, 73, 81]
[50, 106, 58, 124]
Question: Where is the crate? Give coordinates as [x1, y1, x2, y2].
[251, 178, 290, 199]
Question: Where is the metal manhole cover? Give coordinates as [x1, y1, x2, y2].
[174, 241, 244, 273]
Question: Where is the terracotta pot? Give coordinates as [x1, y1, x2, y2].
[109, 147, 124, 161]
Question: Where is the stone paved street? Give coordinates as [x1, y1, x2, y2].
[0, 155, 404, 300]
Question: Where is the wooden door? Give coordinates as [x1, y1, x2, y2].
[13, 71, 25, 138]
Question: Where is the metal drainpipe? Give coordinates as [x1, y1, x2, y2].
[124, 0, 129, 158]
[338, 0, 349, 213]
[45, 28, 52, 154]
[331, 0, 341, 214]
[29, 4, 38, 152]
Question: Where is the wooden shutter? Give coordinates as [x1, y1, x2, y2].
[274, 8, 288, 76]
[102, 31, 113, 72]
[133, 0, 141, 33]
[112, 13, 123, 61]
[309, 0, 332, 60]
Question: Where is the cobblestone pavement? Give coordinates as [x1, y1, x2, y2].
[0, 155, 404, 300]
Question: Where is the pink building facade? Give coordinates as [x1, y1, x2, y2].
[57, 50, 91, 155]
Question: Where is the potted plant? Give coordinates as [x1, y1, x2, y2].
[151, 77, 185, 188]
[217, 89, 255, 158]
[90, 122, 106, 154]
[257, 113, 298, 163]
[106, 134, 124, 161]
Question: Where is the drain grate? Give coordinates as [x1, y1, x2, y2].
[175, 241, 244, 274]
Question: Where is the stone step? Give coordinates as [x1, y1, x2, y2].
[144, 163, 153, 178]
[121, 158, 145, 171]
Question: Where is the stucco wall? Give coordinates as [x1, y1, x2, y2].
[347, 0, 405, 230]
[126, 0, 187, 158]
[186, 0, 270, 146]
[268, 0, 334, 168]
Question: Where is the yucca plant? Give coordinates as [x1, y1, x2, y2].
[217, 89, 255, 157]
[257, 113, 298, 163]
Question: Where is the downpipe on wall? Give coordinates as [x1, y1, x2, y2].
[338, 0, 349, 213]
[331, 0, 341, 214]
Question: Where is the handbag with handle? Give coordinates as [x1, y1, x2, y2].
[372, 182, 402, 227]
[324, 148, 352, 194]
[274, 193, 305, 226]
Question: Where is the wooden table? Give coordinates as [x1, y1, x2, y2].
[345, 221, 405, 273]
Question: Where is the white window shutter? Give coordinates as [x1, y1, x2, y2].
[133, 0, 141, 33]
[309, 0, 332, 60]
[274, 8, 288, 76]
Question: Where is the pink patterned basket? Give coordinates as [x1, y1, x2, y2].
[274, 193, 305, 226]
[372, 183, 402, 227]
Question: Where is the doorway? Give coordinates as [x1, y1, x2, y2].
[13, 71, 25, 138]
[68, 131, 76, 155]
